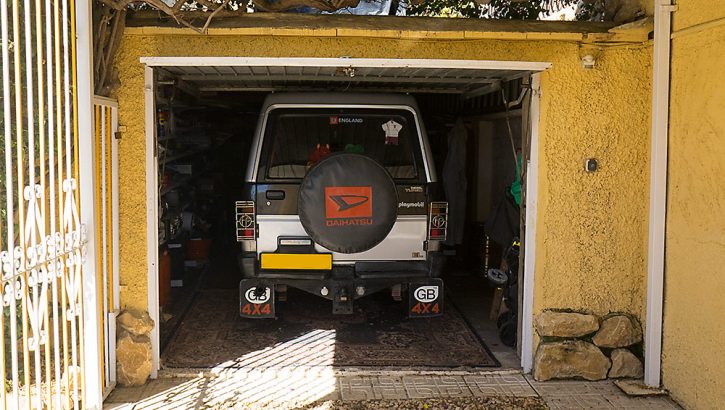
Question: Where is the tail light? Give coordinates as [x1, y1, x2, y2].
[236, 201, 256, 241]
[428, 201, 448, 241]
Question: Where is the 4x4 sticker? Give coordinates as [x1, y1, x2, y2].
[240, 284, 275, 318]
[409, 282, 443, 317]
[325, 186, 373, 227]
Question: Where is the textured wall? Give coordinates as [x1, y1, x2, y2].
[114, 31, 652, 352]
[533, 44, 652, 336]
[663, 5, 725, 409]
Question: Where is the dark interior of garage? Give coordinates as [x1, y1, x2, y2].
[152, 66, 531, 370]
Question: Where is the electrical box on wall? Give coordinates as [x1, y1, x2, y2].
[585, 158, 598, 173]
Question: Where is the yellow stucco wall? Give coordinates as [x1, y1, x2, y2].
[663, 4, 725, 409]
[114, 28, 652, 351]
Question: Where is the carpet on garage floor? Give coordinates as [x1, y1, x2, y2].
[161, 288, 499, 369]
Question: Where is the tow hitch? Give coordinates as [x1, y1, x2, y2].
[333, 285, 353, 315]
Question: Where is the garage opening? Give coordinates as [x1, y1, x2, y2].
[144, 58, 546, 373]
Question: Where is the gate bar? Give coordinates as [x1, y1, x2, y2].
[76, 0, 104, 405]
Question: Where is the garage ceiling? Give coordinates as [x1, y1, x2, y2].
[147, 58, 551, 99]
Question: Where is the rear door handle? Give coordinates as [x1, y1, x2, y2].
[266, 190, 285, 200]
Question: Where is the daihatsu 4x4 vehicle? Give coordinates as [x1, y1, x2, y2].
[236, 93, 448, 318]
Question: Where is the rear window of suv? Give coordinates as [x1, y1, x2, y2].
[257, 107, 424, 182]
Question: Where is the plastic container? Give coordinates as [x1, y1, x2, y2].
[158, 248, 171, 307]
[168, 242, 186, 287]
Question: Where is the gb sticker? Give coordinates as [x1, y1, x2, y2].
[413, 286, 439, 303]
[245, 287, 271, 304]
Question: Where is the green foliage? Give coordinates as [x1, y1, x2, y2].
[408, 0, 579, 19]
[408, 0, 482, 18]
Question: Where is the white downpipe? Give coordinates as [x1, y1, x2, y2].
[76, 0, 103, 406]
[645, 0, 676, 388]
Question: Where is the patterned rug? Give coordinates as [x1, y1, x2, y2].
[162, 289, 499, 369]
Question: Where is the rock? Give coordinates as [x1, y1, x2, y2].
[533, 340, 611, 381]
[592, 315, 642, 348]
[117, 309, 154, 337]
[535, 311, 599, 338]
[61, 365, 83, 400]
[116, 330, 152, 386]
[606, 0, 643, 24]
[609, 349, 644, 378]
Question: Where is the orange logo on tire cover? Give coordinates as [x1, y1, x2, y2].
[325, 186, 372, 219]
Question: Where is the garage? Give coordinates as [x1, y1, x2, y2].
[141, 57, 547, 373]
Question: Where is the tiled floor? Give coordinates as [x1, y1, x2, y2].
[105, 369, 682, 409]
[526, 378, 681, 410]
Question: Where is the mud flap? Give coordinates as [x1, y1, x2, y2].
[240, 280, 275, 319]
[408, 278, 444, 318]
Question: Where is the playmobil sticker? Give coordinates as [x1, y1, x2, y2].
[399, 201, 425, 209]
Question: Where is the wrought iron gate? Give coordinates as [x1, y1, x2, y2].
[1, 0, 102, 407]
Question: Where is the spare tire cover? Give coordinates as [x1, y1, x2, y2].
[298, 153, 398, 254]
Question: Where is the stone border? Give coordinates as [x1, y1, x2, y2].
[533, 310, 643, 381]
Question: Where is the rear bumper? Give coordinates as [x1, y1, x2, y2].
[239, 252, 444, 280]
[238, 252, 445, 316]
[239, 276, 444, 317]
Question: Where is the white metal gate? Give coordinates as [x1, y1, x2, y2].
[1, 0, 102, 407]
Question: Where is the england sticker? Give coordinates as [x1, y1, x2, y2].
[382, 120, 402, 145]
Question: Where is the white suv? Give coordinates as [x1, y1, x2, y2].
[236, 93, 448, 318]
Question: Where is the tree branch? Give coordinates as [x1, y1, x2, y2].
[253, 0, 360, 12]
[202, 0, 231, 32]
[143, 0, 206, 33]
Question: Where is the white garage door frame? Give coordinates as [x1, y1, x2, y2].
[141, 57, 550, 377]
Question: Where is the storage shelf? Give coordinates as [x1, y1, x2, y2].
[161, 147, 208, 164]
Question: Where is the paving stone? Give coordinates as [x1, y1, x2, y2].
[431, 376, 471, 397]
[104, 370, 682, 410]
[463, 373, 538, 397]
[102, 404, 133, 410]
[526, 378, 682, 410]
[372, 376, 407, 399]
[339, 376, 377, 400]
[104, 384, 147, 403]
[402, 375, 471, 399]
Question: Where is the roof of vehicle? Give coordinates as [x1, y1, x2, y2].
[260, 92, 420, 111]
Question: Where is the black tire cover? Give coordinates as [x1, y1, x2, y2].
[298, 153, 398, 254]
